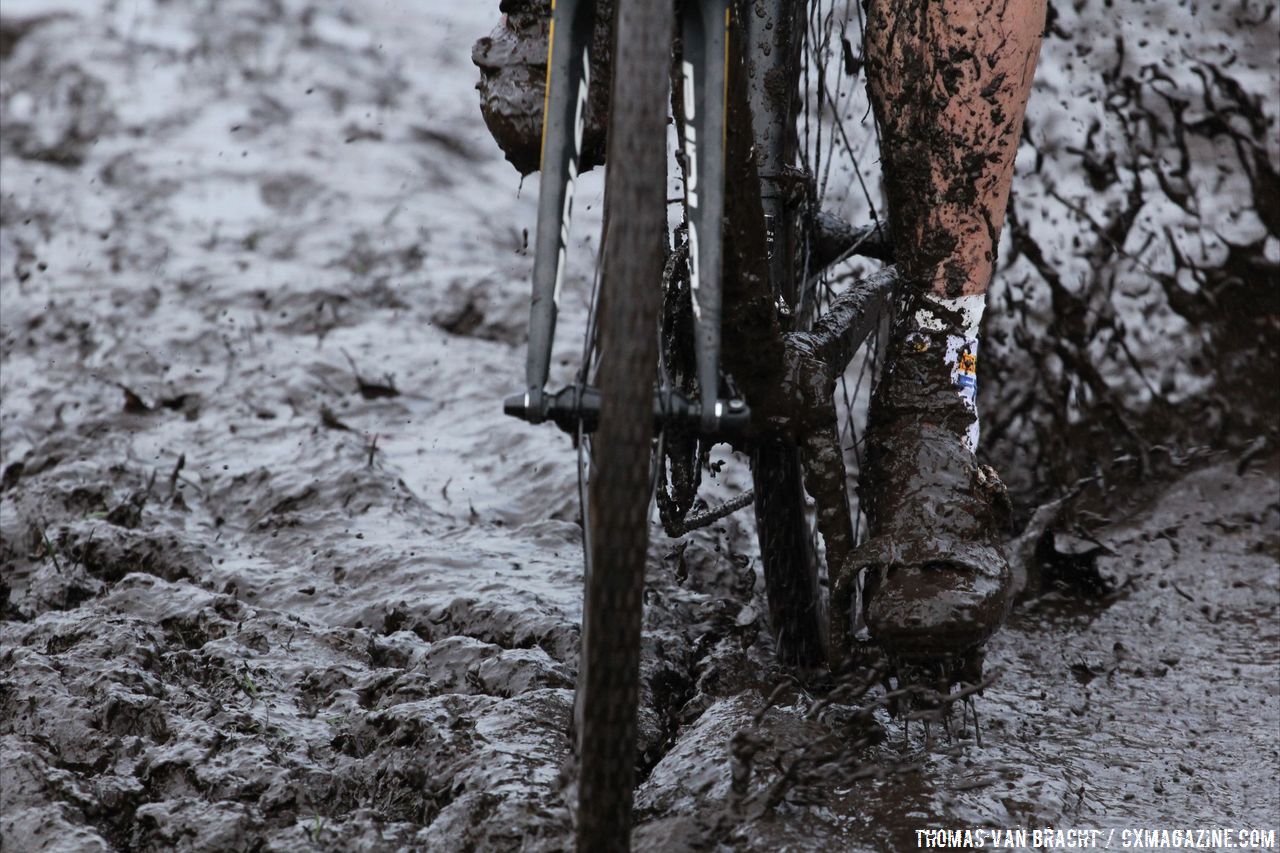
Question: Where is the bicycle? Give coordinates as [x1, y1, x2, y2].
[501, 0, 901, 847]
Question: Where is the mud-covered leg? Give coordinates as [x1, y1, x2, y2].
[845, 0, 1047, 678]
[865, 0, 1046, 303]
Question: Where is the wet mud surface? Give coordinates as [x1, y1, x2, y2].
[2, 2, 1278, 851]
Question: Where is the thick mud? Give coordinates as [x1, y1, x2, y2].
[2, 2, 1277, 851]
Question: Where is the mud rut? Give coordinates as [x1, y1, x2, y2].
[2, 2, 1278, 852]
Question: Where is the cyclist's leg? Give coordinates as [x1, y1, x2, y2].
[844, 0, 1046, 662]
[867, 0, 1044, 450]
[867, 0, 1045, 300]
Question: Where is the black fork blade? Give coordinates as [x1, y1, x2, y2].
[677, 0, 729, 430]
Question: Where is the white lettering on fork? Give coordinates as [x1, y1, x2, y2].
[553, 46, 591, 308]
[680, 58, 702, 320]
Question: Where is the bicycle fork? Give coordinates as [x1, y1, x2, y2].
[676, 0, 731, 433]
[504, 0, 750, 440]
[519, 0, 595, 421]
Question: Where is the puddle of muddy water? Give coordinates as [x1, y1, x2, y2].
[1, 1, 1277, 852]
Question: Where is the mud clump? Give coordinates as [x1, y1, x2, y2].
[0, 24, 114, 167]
[471, 0, 613, 176]
[2, 2, 1278, 851]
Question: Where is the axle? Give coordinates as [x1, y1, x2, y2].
[503, 385, 750, 440]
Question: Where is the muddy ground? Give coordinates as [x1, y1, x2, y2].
[2, 2, 1278, 851]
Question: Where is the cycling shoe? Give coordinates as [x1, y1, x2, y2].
[842, 311, 1012, 662]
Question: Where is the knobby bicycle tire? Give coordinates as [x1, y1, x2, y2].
[575, 0, 669, 849]
[754, 443, 827, 666]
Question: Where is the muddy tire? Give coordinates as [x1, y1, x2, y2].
[574, 0, 669, 849]
[753, 444, 827, 667]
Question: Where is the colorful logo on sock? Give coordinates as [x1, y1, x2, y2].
[954, 350, 977, 390]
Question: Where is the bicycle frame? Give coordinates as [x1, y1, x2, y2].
[502, 0, 902, 660]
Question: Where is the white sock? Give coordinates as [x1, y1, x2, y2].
[914, 293, 985, 453]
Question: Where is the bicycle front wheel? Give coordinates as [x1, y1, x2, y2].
[574, 0, 669, 849]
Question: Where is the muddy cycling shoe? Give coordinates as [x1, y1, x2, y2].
[841, 306, 1012, 664]
[471, 0, 612, 176]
